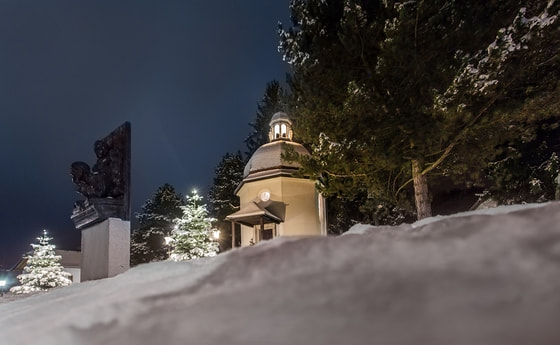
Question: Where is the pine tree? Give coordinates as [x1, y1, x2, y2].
[208, 151, 245, 251]
[10, 230, 72, 294]
[279, 0, 560, 219]
[245, 80, 288, 156]
[169, 190, 219, 261]
[130, 183, 185, 266]
[487, 89, 560, 204]
[208, 82, 288, 250]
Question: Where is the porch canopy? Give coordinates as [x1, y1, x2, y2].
[226, 200, 286, 246]
[226, 200, 285, 227]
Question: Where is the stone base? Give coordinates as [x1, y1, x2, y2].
[81, 218, 130, 282]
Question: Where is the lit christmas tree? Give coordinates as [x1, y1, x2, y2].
[10, 230, 72, 294]
[169, 190, 219, 261]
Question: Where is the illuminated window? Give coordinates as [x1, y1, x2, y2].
[281, 123, 287, 137]
[274, 124, 280, 139]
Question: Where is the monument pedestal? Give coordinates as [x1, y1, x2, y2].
[80, 218, 130, 282]
[70, 122, 131, 282]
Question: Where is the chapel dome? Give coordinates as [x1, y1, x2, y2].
[242, 112, 310, 180]
[243, 140, 310, 178]
[269, 111, 292, 126]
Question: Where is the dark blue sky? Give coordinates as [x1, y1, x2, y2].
[0, 1, 292, 268]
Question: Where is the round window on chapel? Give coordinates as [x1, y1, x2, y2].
[260, 191, 271, 202]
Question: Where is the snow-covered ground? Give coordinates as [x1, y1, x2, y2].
[1, 202, 559, 345]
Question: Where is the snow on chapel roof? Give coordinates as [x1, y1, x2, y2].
[243, 141, 310, 178]
[242, 112, 310, 180]
[269, 111, 292, 126]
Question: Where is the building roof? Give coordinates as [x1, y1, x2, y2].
[11, 250, 81, 271]
[269, 111, 292, 126]
[226, 200, 285, 227]
[243, 141, 310, 179]
[56, 250, 81, 268]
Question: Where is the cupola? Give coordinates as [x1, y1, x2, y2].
[268, 112, 293, 141]
[243, 112, 309, 179]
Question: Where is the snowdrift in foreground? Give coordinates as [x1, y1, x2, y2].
[1, 203, 560, 345]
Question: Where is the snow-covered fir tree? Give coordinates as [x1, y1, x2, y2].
[208, 151, 245, 251]
[10, 230, 72, 294]
[169, 190, 219, 261]
[130, 183, 185, 266]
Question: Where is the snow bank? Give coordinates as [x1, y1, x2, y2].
[1, 202, 560, 345]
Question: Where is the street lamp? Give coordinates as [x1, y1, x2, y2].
[0, 279, 6, 297]
[164, 236, 174, 258]
[212, 229, 220, 241]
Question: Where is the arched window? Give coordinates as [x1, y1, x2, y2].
[274, 124, 280, 139]
[281, 124, 287, 137]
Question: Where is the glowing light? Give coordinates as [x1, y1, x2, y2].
[212, 229, 220, 240]
[0, 279, 6, 296]
[260, 191, 270, 202]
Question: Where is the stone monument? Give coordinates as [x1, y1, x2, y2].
[70, 122, 131, 281]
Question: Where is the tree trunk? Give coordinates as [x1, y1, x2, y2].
[412, 159, 432, 219]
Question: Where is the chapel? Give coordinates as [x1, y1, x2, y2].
[226, 112, 327, 246]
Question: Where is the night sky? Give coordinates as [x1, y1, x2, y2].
[0, 1, 291, 268]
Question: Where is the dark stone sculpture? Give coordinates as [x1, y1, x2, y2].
[71, 122, 131, 229]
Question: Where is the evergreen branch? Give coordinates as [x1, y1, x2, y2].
[324, 170, 368, 178]
[396, 90, 505, 195]
[391, 167, 406, 197]
[424, 149, 445, 157]
[414, 1, 423, 49]
[537, 49, 560, 67]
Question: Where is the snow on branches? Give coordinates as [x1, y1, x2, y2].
[10, 230, 72, 294]
[441, 1, 559, 105]
[168, 191, 219, 261]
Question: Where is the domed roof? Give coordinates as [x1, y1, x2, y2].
[269, 111, 292, 126]
[243, 141, 310, 179]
